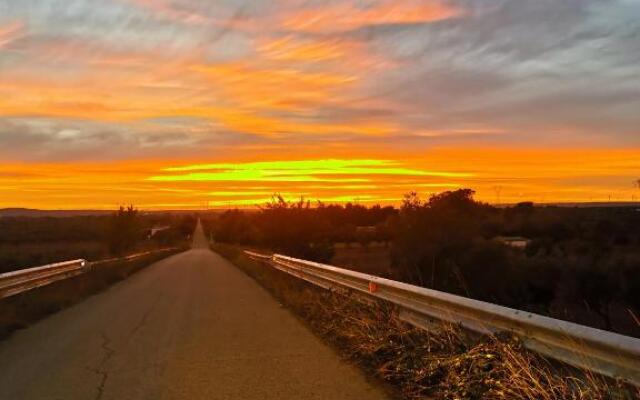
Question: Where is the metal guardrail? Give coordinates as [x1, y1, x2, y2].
[0, 247, 182, 299]
[243, 250, 272, 261]
[244, 250, 640, 386]
[89, 247, 181, 267]
[0, 260, 88, 299]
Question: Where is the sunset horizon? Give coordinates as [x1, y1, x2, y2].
[2, 147, 639, 210]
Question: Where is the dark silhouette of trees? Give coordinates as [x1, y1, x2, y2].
[212, 209, 258, 244]
[203, 189, 640, 335]
[148, 214, 196, 247]
[207, 194, 395, 263]
[389, 190, 640, 334]
[256, 195, 334, 262]
[107, 206, 141, 255]
[391, 189, 490, 288]
[0, 216, 108, 244]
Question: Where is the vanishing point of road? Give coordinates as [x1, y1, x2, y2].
[0, 223, 390, 399]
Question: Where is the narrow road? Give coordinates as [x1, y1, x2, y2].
[0, 223, 390, 399]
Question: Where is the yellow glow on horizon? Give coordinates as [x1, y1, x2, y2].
[164, 159, 471, 176]
[150, 159, 472, 183]
[1, 148, 638, 210]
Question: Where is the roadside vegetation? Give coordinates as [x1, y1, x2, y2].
[202, 190, 640, 337]
[0, 248, 185, 340]
[0, 207, 197, 273]
[214, 244, 638, 400]
[0, 206, 195, 339]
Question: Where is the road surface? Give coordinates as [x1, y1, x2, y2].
[0, 223, 390, 399]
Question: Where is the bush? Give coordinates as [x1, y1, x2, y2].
[202, 190, 640, 336]
[107, 206, 142, 255]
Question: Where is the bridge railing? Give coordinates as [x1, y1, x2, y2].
[0, 247, 181, 300]
[245, 250, 640, 386]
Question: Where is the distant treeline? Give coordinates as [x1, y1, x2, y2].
[202, 190, 640, 336]
[205, 195, 395, 261]
[0, 209, 196, 273]
[0, 215, 109, 244]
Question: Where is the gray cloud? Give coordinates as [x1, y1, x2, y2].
[0, 117, 262, 161]
[341, 0, 640, 144]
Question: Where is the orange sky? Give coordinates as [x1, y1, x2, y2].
[2, 148, 638, 209]
[0, 1, 638, 209]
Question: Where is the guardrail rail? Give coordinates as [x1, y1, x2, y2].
[0, 247, 182, 300]
[0, 259, 88, 299]
[244, 250, 640, 386]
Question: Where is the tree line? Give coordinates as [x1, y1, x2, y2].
[203, 190, 640, 336]
[0, 208, 197, 272]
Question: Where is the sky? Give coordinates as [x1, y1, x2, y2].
[0, 0, 639, 209]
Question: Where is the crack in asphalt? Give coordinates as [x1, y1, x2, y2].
[129, 294, 162, 338]
[86, 333, 115, 400]
[85, 297, 162, 399]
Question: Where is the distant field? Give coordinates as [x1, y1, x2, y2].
[0, 208, 112, 217]
[0, 212, 196, 273]
[0, 241, 109, 273]
[0, 240, 175, 273]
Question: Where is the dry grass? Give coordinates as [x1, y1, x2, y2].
[214, 243, 639, 400]
[0, 248, 185, 340]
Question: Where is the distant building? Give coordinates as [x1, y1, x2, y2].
[494, 236, 531, 249]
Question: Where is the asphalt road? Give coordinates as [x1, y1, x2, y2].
[0, 223, 390, 400]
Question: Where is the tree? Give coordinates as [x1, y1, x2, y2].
[213, 209, 257, 244]
[392, 189, 491, 289]
[107, 205, 141, 255]
[257, 194, 334, 262]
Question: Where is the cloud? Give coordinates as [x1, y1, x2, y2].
[1, 0, 639, 208]
[0, 21, 24, 48]
[0, 117, 230, 161]
[279, 0, 461, 33]
[342, 0, 640, 145]
[3, 0, 635, 148]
